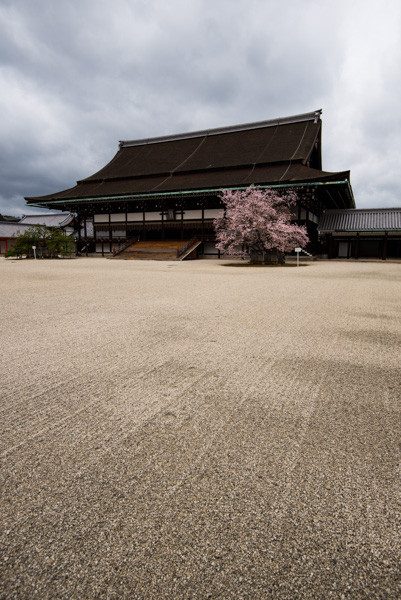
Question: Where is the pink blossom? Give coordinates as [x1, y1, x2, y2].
[214, 186, 309, 260]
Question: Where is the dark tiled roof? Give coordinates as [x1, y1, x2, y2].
[19, 213, 74, 227]
[319, 209, 401, 232]
[0, 215, 19, 222]
[0, 222, 32, 238]
[28, 165, 351, 202]
[0, 215, 74, 238]
[25, 110, 354, 209]
[86, 116, 321, 181]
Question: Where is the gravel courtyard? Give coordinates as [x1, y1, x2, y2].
[1, 257, 400, 599]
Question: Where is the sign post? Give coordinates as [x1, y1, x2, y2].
[294, 247, 301, 267]
[32, 245, 37, 260]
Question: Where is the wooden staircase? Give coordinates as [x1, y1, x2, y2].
[113, 240, 196, 261]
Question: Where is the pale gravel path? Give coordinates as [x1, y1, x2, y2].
[0, 257, 400, 599]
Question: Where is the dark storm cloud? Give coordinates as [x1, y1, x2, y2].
[1, 0, 400, 216]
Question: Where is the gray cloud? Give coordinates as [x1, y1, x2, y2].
[1, 0, 401, 216]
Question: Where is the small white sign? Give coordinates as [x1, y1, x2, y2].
[32, 246, 36, 250]
[294, 247, 301, 252]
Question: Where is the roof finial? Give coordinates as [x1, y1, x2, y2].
[314, 109, 322, 124]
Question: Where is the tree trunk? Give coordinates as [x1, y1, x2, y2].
[250, 249, 285, 264]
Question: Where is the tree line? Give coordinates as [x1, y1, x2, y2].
[5, 225, 75, 258]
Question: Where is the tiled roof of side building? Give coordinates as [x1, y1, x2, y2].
[0, 215, 19, 222]
[19, 213, 74, 227]
[0, 222, 33, 238]
[319, 208, 401, 232]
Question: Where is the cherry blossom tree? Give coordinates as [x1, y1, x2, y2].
[214, 186, 309, 264]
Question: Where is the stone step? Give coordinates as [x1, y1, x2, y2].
[114, 240, 186, 260]
[118, 251, 179, 261]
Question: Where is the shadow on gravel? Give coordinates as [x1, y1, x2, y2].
[222, 263, 309, 268]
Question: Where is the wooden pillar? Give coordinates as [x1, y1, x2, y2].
[77, 214, 81, 255]
[108, 213, 112, 252]
[181, 206, 184, 241]
[328, 234, 334, 259]
[161, 208, 165, 241]
[355, 233, 359, 259]
[83, 217, 88, 256]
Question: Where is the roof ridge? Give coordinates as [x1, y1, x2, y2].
[0, 221, 31, 226]
[21, 212, 70, 216]
[119, 110, 322, 149]
[324, 207, 401, 213]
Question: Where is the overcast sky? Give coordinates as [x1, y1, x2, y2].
[1, 0, 401, 216]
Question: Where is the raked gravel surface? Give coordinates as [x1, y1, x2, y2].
[0, 257, 400, 600]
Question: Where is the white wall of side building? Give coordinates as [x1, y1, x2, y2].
[96, 243, 112, 253]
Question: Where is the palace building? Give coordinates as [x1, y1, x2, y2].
[26, 110, 355, 257]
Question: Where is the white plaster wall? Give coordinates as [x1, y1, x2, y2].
[95, 243, 112, 253]
[183, 210, 202, 220]
[127, 212, 143, 222]
[110, 213, 125, 222]
[94, 214, 109, 223]
[145, 212, 162, 221]
[204, 209, 223, 219]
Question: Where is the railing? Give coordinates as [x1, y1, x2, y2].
[112, 237, 140, 257]
[176, 237, 198, 258]
[176, 234, 217, 258]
